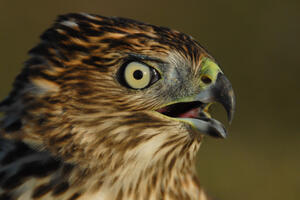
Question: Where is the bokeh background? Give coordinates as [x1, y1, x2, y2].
[0, 0, 299, 199]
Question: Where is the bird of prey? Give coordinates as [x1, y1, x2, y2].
[0, 13, 235, 200]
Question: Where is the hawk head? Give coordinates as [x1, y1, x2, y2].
[0, 13, 235, 199]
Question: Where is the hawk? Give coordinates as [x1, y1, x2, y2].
[0, 13, 235, 200]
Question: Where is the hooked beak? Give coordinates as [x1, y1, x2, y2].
[196, 72, 235, 123]
[190, 72, 236, 138]
[156, 58, 236, 138]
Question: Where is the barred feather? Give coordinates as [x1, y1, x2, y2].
[0, 13, 214, 200]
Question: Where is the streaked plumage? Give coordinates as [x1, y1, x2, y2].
[0, 13, 235, 200]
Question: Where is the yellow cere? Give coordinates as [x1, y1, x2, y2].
[200, 57, 222, 86]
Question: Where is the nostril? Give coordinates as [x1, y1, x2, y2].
[201, 75, 212, 84]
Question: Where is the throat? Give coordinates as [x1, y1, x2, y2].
[0, 115, 205, 200]
[86, 135, 203, 200]
[90, 168, 203, 200]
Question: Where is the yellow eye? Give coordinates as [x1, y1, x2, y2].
[117, 61, 161, 89]
[124, 62, 151, 89]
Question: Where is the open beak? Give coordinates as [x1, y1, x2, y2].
[156, 58, 235, 138]
[196, 73, 235, 123]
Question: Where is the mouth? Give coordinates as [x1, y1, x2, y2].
[154, 59, 235, 138]
[156, 101, 227, 138]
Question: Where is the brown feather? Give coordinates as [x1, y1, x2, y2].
[0, 13, 215, 200]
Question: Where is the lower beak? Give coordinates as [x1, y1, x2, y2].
[156, 58, 236, 138]
[196, 72, 235, 123]
[178, 72, 235, 138]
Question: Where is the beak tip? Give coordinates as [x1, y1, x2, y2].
[213, 72, 236, 125]
[228, 109, 235, 124]
[228, 96, 236, 124]
[218, 127, 227, 139]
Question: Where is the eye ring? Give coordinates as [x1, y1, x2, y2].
[117, 61, 161, 90]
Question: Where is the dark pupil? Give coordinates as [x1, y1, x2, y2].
[133, 70, 143, 80]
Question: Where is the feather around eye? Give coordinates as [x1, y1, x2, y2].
[117, 61, 161, 90]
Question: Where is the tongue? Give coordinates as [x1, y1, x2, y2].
[178, 107, 201, 118]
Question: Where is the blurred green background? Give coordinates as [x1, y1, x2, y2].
[0, 0, 299, 199]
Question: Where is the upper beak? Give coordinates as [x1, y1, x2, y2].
[196, 72, 236, 123]
[188, 58, 235, 138]
[155, 57, 235, 138]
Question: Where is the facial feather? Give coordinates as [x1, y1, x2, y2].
[0, 13, 226, 200]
